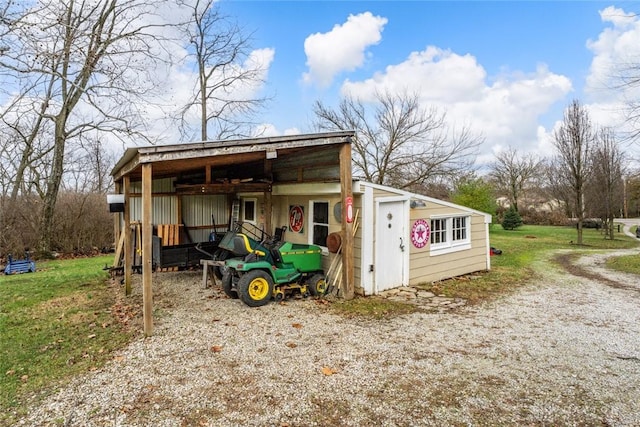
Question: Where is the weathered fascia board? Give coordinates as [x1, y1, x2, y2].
[111, 131, 353, 180]
[130, 131, 350, 155]
[175, 182, 272, 195]
[148, 136, 350, 164]
[113, 155, 141, 182]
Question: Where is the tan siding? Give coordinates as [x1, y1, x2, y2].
[407, 212, 488, 285]
[271, 195, 342, 246]
[372, 188, 398, 199]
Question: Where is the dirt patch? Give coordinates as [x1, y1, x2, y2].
[554, 252, 639, 292]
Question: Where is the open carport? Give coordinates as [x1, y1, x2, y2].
[110, 131, 356, 336]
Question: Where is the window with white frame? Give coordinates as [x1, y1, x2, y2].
[430, 218, 447, 246]
[430, 215, 471, 254]
[452, 216, 467, 242]
[310, 201, 329, 248]
[242, 198, 257, 224]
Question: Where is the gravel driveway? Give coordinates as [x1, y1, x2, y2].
[16, 246, 640, 427]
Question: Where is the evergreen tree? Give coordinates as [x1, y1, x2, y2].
[502, 207, 523, 230]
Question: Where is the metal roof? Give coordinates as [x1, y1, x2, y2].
[111, 131, 355, 182]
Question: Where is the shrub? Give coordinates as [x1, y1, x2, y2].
[520, 208, 569, 226]
[501, 207, 523, 230]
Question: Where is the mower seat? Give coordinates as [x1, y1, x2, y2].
[231, 234, 265, 257]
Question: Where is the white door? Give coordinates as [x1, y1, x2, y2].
[375, 200, 406, 292]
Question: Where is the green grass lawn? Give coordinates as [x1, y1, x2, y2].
[0, 255, 134, 423]
[422, 224, 639, 304]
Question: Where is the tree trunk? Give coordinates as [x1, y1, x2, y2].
[39, 120, 66, 255]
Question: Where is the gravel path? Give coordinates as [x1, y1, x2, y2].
[15, 246, 640, 427]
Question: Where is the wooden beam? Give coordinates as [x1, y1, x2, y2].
[123, 175, 132, 296]
[112, 230, 126, 269]
[339, 142, 354, 300]
[175, 182, 271, 195]
[141, 164, 154, 336]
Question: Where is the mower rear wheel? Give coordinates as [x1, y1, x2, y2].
[237, 270, 274, 307]
[221, 272, 238, 299]
[306, 273, 327, 296]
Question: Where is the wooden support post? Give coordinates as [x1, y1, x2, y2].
[141, 164, 154, 336]
[113, 181, 121, 252]
[340, 142, 354, 300]
[123, 175, 132, 296]
[264, 159, 273, 234]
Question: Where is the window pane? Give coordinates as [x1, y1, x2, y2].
[452, 217, 467, 241]
[430, 218, 447, 244]
[313, 224, 329, 246]
[244, 200, 255, 222]
[313, 202, 329, 223]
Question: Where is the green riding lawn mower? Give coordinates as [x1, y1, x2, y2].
[202, 222, 327, 307]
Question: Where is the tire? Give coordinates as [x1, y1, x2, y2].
[221, 272, 238, 299]
[306, 273, 327, 297]
[213, 249, 231, 279]
[237, 270, 274, 307]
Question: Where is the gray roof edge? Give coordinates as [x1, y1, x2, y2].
[110, 130, 355, 178]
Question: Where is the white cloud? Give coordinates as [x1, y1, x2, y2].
[252, 124, 300, 138]
[342, 47, 487, 103]
[302, 12, 387, 87]
[580, 6, 640, 156]
[586, 6, 640, 101]
[341, 46, 572, 163]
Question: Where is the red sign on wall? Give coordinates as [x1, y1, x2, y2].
[289, 205, 304, 233]
[345, 196, 354, 223]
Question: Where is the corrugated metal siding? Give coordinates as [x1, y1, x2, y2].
[129, 196, 177, 224]
[129, 178, 175, 193]
[182, 195, 230, 242]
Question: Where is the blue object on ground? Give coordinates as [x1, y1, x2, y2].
[4, 253, 36, 275]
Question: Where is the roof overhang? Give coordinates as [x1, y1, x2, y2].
[111, 131, 355, 182]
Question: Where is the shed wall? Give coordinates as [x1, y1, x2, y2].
[407, 207, 488, 285]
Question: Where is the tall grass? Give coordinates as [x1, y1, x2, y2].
[0, 255, 134, 423]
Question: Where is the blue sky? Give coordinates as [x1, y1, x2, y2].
[210, 0, 640, 165]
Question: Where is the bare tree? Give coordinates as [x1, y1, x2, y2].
[614, 59, 640, 141]
[542, 158, 572, 218]
[0, 0, 180, 253]
[587, 127, 624, 239]
[313, 90, 482, 191]
[177, 0, 270, 141]
[552, 99, 595, 245]
[64, 136, 115, 193]
[489, 147, 542, 212]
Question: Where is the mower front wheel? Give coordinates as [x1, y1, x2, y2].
[306, 273, 327, 297]
[237, 270, 274, 307]
[221, 272, 238, 299]
[213, 249, 231, 279]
